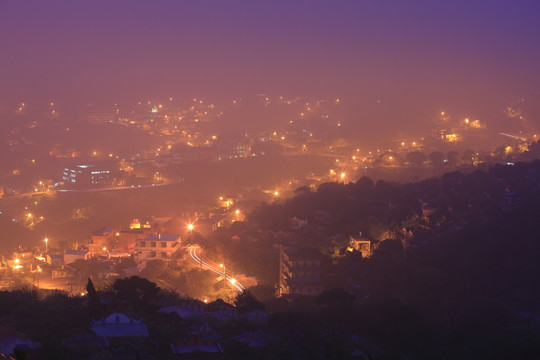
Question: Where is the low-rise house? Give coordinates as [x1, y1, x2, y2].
[62, 330, 109, 352]
[110, 342, 156, 360]
[52, 264, 78, 279]
[195, 217, 226, 236]
[64, 250, 93, 264]
[231, 330, 276, 348]
[159, 304, 204, 320]
[91, 313, 149, 339]
[244, 310, 270, 326]
[208, 308, 239, 322]
[170, 335, 223, 359]
[90, 314, 156, 359]
[347, 234, 372, 258]
[89, 227, 115, 253]
[46, 254, 63, 267]
[116, 229, 148, 252]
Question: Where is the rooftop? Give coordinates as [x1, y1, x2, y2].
[64, 250, 89, 256]
[91, 313, 149, 338]
[141, 234, 180, 242]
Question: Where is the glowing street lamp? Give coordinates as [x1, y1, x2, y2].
[235, 209, 240, 222]
[13, 258, 22, 270]
[44, 237, 48, 252]
[187, 223, 194, 232]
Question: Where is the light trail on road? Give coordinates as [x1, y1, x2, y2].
[57, 181, 176, 193]
[189, 247, 245, 292]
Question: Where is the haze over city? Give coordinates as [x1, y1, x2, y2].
[2, 1, 540, 136]
[1, 1, 540, 359]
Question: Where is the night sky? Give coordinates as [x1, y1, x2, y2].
[1, 0, 540, 131]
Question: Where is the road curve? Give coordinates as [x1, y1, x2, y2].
[189, 247, 245, 292]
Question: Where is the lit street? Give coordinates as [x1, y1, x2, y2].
[188, 246, 245, 292]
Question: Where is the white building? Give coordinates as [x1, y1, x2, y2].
[135, 234, 180, 263]
[64, 250, 93, 264]
[62, 164, 113, 187]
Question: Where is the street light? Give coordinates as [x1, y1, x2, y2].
[219, 263, 226, 288]
[235, 209, 240, 222]
[44, 237, 48, 252]
[13, 258, 22, 270]
[219, 263, 226, 277]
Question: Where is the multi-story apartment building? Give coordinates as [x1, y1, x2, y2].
[135, 234, 180, 263]
[279, 247, 324, 297]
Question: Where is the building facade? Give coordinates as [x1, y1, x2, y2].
[62, 164, 113, 187]
[135, 234, 181, 263]
[279, 247, 324, 297]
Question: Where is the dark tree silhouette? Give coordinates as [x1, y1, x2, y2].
[406, 151, 427, 167]
[446, 150, 461, 166]
[86, 277, 103, 320]
[315, 288, 356, 310]
[234, 290, 265, 314]
[356, 176, 374, 194]
[112, 276, 161, 318]
[428, 151, 445, 167]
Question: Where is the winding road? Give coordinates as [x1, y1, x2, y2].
[188, 246, 245, 293]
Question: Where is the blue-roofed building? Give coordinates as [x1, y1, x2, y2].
[135, 234, 181, 263]
[91, 313, 149, 339]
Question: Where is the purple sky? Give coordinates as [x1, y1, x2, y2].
[1, 0, 540, 129]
